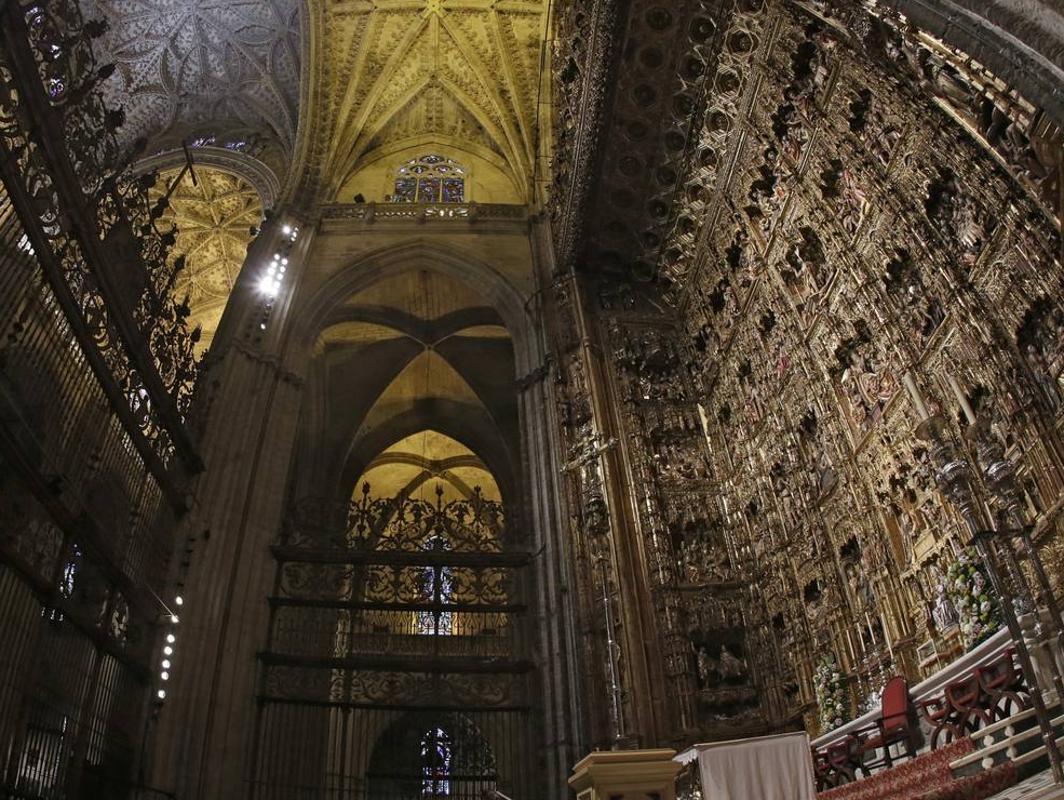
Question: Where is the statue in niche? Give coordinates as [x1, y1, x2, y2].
[871, 122, 902, 167]
[928, 58, 974, 108]
[858, 367, 884, 425]
[1017, 301, 1064, 409]
[1025, 344, 1060, 409]
[775, 346, 791, 382]
[841, 369, 869, 431]
[895, 493, 926, 557]
[845, 562, 863, 609]
[876, 367, 899, 407]
[954, 197, 988, 266]
[696, 645, 717, 687]
[719, 646, 747, 680]
[815, 449, 837, 499]
[839, 167, 868, 236]
[1044, 312, 1064, 375]
[932, 581, 959, 633]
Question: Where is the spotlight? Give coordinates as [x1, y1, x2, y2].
[175, 596, 183, 606]
[166, 634, 176, 644]
[162, 659, 171, 669]
[258, 276, 279, 297]
[164, 646, 173, 655]
[157, 689, 166, 700]
[160, 671, 169, 681]
[170, 614, 179, 624]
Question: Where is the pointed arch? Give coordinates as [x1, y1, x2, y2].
[289, 238, 535, 375]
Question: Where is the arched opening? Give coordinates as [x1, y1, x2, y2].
[366, 711, 498, 799]
[252, 251, 536, 798]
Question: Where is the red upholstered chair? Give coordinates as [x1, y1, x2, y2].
[812, 747, 836, 790]
[918, 694, 962, 750]
[826, 735, 864, 784]
[857, 675, 919, 771]
[945, 673, 994, 734]
[977, 647, 1029, 721]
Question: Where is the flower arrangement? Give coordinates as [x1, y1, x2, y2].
[814, 656, 850, 733]
[945, 547, 1001, 647]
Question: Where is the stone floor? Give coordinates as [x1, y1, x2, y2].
[986, 771, 1064, 800]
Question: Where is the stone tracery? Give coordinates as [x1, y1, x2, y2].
[86, 0, 302, 173]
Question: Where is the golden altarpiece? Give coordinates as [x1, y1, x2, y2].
[548, 0, 1064, 750]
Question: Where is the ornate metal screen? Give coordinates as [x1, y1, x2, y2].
[0, 0, 202, 794]
[251, 487, 535, 799]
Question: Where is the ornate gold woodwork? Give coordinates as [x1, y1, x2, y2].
[548, 0, 1064, 745]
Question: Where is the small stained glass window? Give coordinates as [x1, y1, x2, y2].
[394, 156, 465, 203]
[416, 534, 453, 636]
[420, 726, 452, 797]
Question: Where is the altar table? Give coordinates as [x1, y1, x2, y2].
[675, 731, 817, 800]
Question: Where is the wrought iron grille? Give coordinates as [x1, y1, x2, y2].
[253, 487, 536, 798]
[0, 0, 203, 470]
[0, 1, 201, 795]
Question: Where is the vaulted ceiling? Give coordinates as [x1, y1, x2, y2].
[305, 0, 548, 200]
[300, 269, 519, 503]
[355, 430, 501, 503]
[86, 0, 302, 177]
[151, 166, 263, 351]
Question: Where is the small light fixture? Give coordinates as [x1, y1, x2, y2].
[164, 646, 173, 655]
[258, 275, 279, 297]
[170, 614, 179, 624]
[175, 596, 183, 606]
[161, 671, 169, 681]
[162, 659, 171, 669]
[166, 634, 176, 644]
[157, 689, 166, 700]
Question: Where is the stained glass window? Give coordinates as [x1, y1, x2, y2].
[394, 156, 465, 203]
[43, 544, 80, 622]
[416, 534, 453, 635]
[420, 726, 452, 797]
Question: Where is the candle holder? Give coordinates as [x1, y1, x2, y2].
[915, 415, 1064, 782]
[967, 416, 1064, 709]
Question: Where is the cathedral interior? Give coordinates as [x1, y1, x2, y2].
[0, 0, 1063, 798]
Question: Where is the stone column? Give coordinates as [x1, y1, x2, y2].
[523, 216, 589, 794]
[568, 749, 681, 800]
[146, 213, 313, 800]
[541, 254, 664, 748]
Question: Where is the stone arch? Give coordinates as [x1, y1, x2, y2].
[135, 146, 280, 209]
[339, 401, 517, 510]
[287, 238, 536, 375]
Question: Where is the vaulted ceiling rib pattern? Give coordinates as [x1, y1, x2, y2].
[308, 0, 547, 199]
[85, 0, 301, 171]
[357, 431, 501, 503]
[307, 269, 519, 501]
[151, 166, 263, 350]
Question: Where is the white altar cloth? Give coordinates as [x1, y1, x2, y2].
[675, 731, 817, 800]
